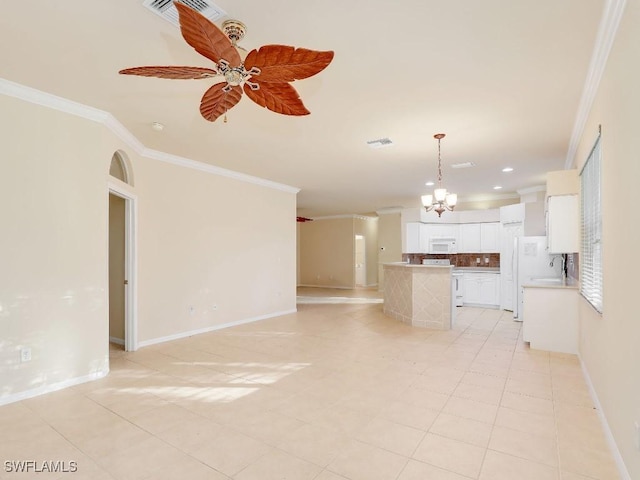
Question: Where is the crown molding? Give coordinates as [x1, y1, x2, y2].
[312, 214, 378, 221]
[375, 207, 404, 215]
[456, 192, 520, 203]
[0, 78, 109, 123]
[565, 0, 627, 168]
[0, 77, 299, 195]
[143, 148, 299, 193]
[516, 185, 546, 195]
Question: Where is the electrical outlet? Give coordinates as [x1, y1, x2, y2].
[484, 257, 489, 264]
[476, 258, 480, 264]
[20, 348, 31, 363]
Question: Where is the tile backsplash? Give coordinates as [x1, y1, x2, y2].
[402, 253, 500, 267]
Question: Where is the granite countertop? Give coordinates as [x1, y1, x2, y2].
[523, 277, 579, 289]
[453, 267, 500, 273]
[384, 262, 452, 268]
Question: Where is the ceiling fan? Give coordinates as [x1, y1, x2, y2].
[120, 1, 334, 123]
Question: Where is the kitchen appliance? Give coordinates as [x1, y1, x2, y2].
[513, 236, 562, 321]
[429, 237, 457, 254]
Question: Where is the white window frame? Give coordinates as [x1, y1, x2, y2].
[579, 130, 602, 313]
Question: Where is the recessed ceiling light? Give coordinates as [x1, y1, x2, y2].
[151, 122, 164, 131]
[451, 162, 475, 169]
[493, 186, 503, 190]
[502, 167, 514, 172]
[425, 181, 435, 186]
[366, 138, 393, 148]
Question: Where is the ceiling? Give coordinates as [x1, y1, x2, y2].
[0, 1, 605, 217]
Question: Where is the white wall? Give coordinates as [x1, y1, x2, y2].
[571, 1, 640, 477]
[135, 156, 297, 343]
[0, 91, 297, 404]
[0, 95, 111, 401]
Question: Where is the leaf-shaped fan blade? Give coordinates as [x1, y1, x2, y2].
[244, 46, 334, 83]
[200, 83, 243, 122]
[243, 81, 310, 116]
[119, 66, 218, 79]
[174, 2, 241, 67]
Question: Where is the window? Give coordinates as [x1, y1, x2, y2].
[580, 133, 602, 313]
[109, 151, 131, 185]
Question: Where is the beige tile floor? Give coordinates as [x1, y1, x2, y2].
[0, 298, 621, 480]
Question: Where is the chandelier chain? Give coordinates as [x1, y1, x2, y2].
[437, 137, 443, 186]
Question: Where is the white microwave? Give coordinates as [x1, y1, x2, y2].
[429, 238, 457, 254]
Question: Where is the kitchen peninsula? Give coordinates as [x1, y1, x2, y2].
[383, 262, 454, 330]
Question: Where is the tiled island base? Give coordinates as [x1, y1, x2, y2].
[383, 263, 453, 329]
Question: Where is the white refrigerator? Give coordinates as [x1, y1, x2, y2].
[513, 236, 562, 321]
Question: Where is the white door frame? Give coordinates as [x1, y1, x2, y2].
[108, 182, 138, 351]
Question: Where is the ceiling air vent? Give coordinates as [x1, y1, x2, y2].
[366, 138, 393, 149]
[143, 0, 226, 27]
[451, 162, 475, 169]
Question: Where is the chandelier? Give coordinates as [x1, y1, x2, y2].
[421, 133, 458, 217]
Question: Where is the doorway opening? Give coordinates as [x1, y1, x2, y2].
[108, 151, 137, 352]
[355, 234, 366, 287]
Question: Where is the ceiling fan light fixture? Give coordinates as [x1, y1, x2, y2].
[121, 3, 334, 123]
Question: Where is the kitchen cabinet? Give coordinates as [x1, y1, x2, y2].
[426, 223, 459, 241]
[522, 285, 578, 354]
[460, 224, 481, 252]
[462, 272, 500, 307]
[405, 223, 460, 253]
[405, 222, 432, 253]
[500, 203, 525, 224]
[547, 195, 579, 253]
[459, 222, 500, 253]
[480, 223, 500, 252]
[405, 222, 421, 253]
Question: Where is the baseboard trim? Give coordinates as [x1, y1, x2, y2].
[579, 355, 631, 480]
[109, 336, 125, 346]
[0, 369, 109, 407]
[297, 284, 352, 290]
[137, 309, 297, 348]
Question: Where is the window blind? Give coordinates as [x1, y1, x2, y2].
[580, 133, 602, 313]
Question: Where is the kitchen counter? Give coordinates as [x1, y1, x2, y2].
[382, 263, 454, 330]
[523, 277, 578, 289]
[454, 267, 500, 273]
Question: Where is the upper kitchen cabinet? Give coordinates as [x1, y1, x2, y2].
[460, 222, 500, 253]
[480, 223, 500, 252]
[403, 222, 428, 253]
[426, 223, 460, 242]
[547, 195, 579, 253]
[404, 222, 460, 253]
[546, 169, 579, 253]
[500, 203, 525, 224]
[460, 224, 481, 252]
